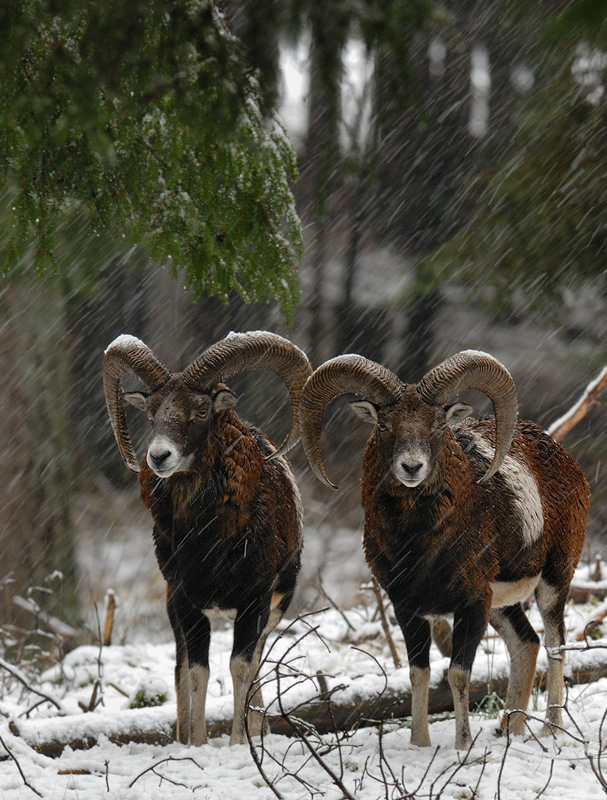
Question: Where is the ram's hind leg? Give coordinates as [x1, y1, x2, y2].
[246, 592, 290, 738]
[536, 578, 569, 734]
[490, 605, 540, 736]
[230, 595, 280, 746]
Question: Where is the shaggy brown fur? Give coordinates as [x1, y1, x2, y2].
[359, 393, 589, 750]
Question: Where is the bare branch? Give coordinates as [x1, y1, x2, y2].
[547, 365, 607, 440]
[370, 577, 402, 670]
[0, 735, 42, 797]
[128, 755, 205, 789]
[0, 656, 67, 715]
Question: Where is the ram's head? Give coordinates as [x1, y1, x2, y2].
[103, 331, 312, 478]
[299, 350, 518, 489]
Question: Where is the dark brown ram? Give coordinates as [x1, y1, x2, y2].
[103, 331, 312, 746]
[299, 349, 590, 750]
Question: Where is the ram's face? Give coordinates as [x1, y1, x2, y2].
[124, 376, 236, 478]
[351, 387, 472, 488]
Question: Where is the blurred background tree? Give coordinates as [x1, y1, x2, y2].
[0, 0, 302, 639]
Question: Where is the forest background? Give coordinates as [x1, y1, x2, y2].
[1, 0, 607, 650]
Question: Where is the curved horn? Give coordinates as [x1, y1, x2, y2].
[416, 349, 518, 482]
[182, 331, 312, 456]
[103, 335, 172, 472]
[300, 354, 404, 489]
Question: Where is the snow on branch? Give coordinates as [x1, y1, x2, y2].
[547, 365, 607, 440]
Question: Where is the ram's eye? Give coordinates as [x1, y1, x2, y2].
[378, 423, 389, 433]
[193, 410, 209, 420]
[434, 423, 446, 432]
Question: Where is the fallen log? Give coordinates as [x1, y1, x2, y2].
[568, 582, 607, 604]
[9, 654, 607, 758]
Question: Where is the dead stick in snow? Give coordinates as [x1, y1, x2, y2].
[547, 365, 607, 441]
[103, 591, 116, 647]
[370, 577, 402, 669]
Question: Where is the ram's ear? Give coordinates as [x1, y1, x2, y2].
[123, 391, 149, 412]
[349, 400, 379, 425]
[445, 402, 473, 425]
[213, 388, 238, 411]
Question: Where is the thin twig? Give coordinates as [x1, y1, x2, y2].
[128, 755, 205, 789]
[370, 577, 402, 669]
[0, 735, 42, 797]
[536, 758, 555, 799]
[0, 656, 67, 714]
[316, 578, 356, 632]
[103, 591, 117, 647]
[275, 661, 357, 800]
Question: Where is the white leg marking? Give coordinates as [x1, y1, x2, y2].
[176, 659, 192, 744]
[230, 657, 252, 746]
[536, 580, 566, 732]
[490, 609, 539, 737]
[410, 666, 431, 747]
[189, 665, 209, 746]
[448, 665, 472, 750]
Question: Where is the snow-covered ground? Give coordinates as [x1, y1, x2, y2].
[2, 573, 607, 799]
[1, 497, 603, 798]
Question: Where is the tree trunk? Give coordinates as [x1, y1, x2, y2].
[0, 279, 79, 651]
[298, 3, 346, 365]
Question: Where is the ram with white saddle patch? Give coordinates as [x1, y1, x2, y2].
[299, 350, 590, 750]
[103, 331, 311, 746]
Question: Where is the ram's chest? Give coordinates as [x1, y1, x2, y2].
[363, 490, 500, 614]
[144, 470, 259, 606]
[155, 497, 264, 608]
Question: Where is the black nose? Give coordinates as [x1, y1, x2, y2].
[150, 450, 172, 469]
[401, 461, 423, 477]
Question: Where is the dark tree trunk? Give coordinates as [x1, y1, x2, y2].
[0, 280, 80, 651]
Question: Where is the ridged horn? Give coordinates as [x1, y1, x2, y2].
[300, 354, 404, 489]
[416, 349, 518, 482]
[182, 330, 312, 456]
[103, 335, 172, 472]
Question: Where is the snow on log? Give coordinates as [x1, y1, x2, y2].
[547, 365, 607, 441]
[9, 650, 607, 758]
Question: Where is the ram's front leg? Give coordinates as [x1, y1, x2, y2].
[449, 602, 490, 750]
[170, 590, 211, 746]
[230, 602, 271, 745]
[394, 611, 432, 747]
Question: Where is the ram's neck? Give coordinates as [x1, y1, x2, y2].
[139, 410, 266, 527]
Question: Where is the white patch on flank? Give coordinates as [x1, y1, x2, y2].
[472, 433, 544, 546]
[490, 574, 541, 608]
